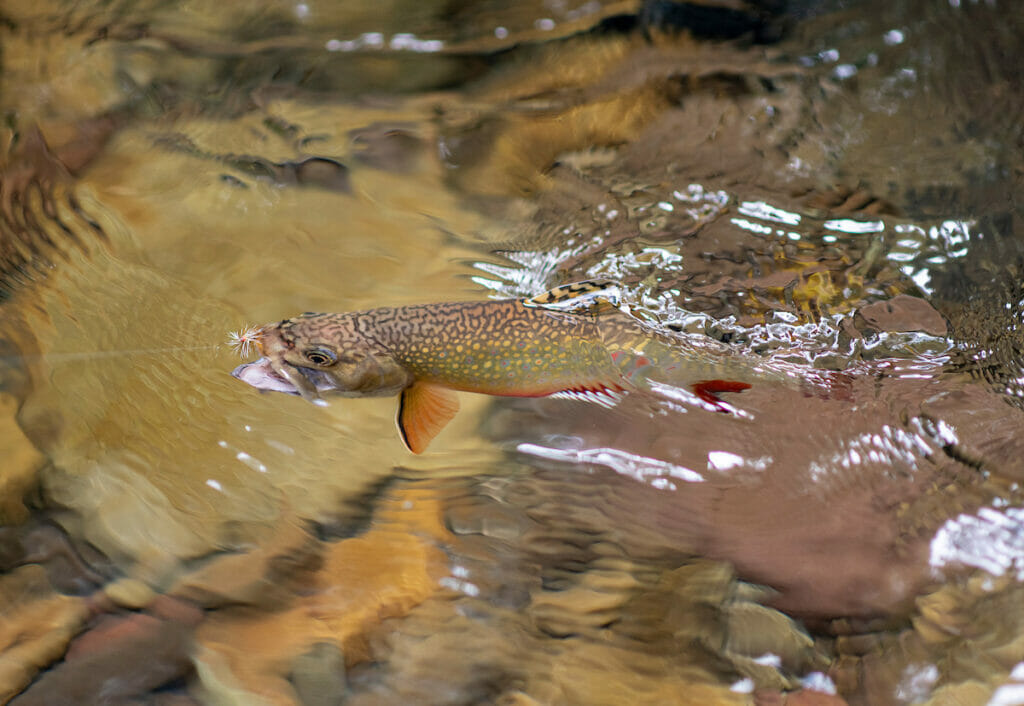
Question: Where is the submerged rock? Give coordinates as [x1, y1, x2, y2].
[192, 488, 450, 705]
[0, 566, 89, 704]
[170, 513, 323, 610]
[11, 606, 196, 706]
[854, 296, 948, 338]
[0, 394, 45, 525]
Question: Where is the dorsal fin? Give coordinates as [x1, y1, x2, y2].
[523, 280, 626, 314]
[397, 381, 461, 453]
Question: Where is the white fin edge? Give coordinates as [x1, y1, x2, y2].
[549, 388, 624, 409]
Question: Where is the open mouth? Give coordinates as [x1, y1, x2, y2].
[232, 357, 400, 401]
[232, 357, 338, 395]
[232, 358, 302, 394]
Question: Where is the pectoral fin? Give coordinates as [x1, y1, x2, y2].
[397, 382, 461, 453]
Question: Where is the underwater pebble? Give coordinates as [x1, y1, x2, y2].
[103, 577, 157, 610]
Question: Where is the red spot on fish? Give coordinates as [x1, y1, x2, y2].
[692, 379, 751, 411]
[634, 355, 650, 368]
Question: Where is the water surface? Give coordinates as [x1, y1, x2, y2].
[2, 1, 1024, 704]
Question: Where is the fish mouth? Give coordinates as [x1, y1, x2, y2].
[232, 358, 337, 397]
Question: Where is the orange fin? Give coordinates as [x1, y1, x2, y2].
[397, 382, 461, 453]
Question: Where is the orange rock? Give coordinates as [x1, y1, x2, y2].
[193, 487, 450, 705]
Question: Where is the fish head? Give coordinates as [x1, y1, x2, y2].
[231, 312, 412, 404]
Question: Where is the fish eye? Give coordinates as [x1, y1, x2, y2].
[303, 347, 337, 366]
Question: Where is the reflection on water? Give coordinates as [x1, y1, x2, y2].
[2, 0, 1024, 704]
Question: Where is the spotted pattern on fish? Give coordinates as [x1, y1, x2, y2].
[353, 299, 624, 397]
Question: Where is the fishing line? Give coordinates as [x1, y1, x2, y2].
[1, 344, 226, 364]
[1, 325, 266, 365]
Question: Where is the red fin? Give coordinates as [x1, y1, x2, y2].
[692, 379, 751, 410]
[397, 382, 461, 453]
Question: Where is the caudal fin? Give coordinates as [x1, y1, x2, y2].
[692, 379, 751, 411]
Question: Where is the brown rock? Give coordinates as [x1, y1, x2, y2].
[148, 594, 204, 625]
[64, 612, 163, 662]
[855, 296, 948, 337]
[349, 124, 424, 173]
[11, 608, 194, 705]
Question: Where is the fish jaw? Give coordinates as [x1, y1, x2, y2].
[232, 358, 300, 394]
[232, 357, 345, 404]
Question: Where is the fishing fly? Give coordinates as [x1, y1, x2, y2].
[228, 326, 265, 358]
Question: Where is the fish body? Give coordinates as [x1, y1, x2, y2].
[232, 282, 758, 452]
[364, 300, 623, 397]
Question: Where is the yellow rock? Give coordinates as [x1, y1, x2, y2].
[0, 565, 89, 703]
[531, 564, 642, 636]
[103, 577, 157, 611]
[547, 639, 751, 706]
[0, 393, 46, 525]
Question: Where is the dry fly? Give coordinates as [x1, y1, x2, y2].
[227, 325, 265, 358]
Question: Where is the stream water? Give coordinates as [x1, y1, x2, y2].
[2, 1, 1024, 704]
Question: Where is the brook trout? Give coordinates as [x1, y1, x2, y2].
[231, 281, 759, 452]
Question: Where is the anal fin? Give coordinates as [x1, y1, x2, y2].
[549, 384, 625, 409]
[397, 381, 461, 453]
